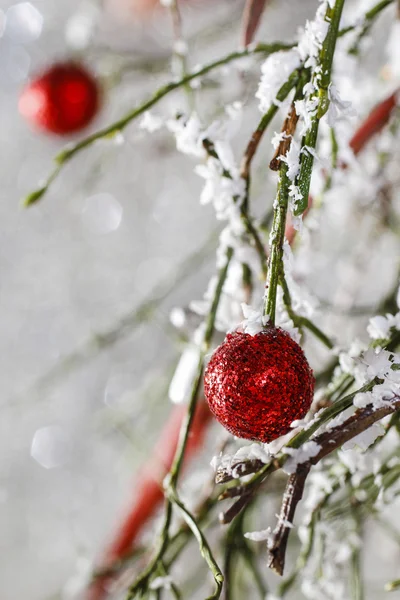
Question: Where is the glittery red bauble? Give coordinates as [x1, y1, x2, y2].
[204, 328, 314, 443]
[19, 63, 100, 135]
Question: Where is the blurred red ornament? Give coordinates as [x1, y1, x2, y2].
[19, 62, 100, 135]
[204, 328, 314, 443]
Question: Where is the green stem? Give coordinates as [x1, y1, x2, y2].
[294, 0, 346, 216]
[347, 0, 394, 53]
[263, 164, 291, 324]
[23, 0, 391, 208]
[168, 491, 224, 600]
[203, 139, 268, 277]
[385, 578, 400, 592]
[240, 68, 300, 184]
[127, 502, 173, 598]
[127, 247, 232, 598]
[23, 42, 292, 207]
[170, 247, 233, 484]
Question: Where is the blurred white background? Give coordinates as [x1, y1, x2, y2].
[1, 1, 399, 598]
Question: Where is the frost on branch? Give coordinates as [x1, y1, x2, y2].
[256, 50, 301, 112]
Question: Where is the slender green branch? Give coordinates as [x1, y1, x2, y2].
[385, 578, 400, 592]
[23, 42, 292, 207]
[127, 247, 232, 598]
[346, 0, 394, 52]
[170, 247, 233, 483]
[294, 0, 346, 215]
[263, 69, 309, 324]
[263, 164, 291, 324]
[240, 68, 300, 183]
[203, 138, 268, 277]
[168, 490, 224, 600]
[127, 501, 173, 598]
[23, 0, 391, 208]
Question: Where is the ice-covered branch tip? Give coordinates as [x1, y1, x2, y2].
[23, 42, 292, 207]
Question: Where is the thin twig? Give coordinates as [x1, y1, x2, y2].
[126, 248, 233, 598]
[240, 68, 300, 211]
[24, 42, 292, 206]
[168, 490, 224, 600]
[266, 396, 400, 575]
[202, 138, 268, 277]
[269, 103, 300, 171]
[267, 464, 310, 575]
[385, 578, 400, 592]
[263, 162, 291, 324]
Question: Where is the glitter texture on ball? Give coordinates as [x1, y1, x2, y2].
[19, 62, 100, 135]
[204, 328, 314, 443]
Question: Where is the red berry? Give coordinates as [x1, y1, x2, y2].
[19, 62, 100, 135]
[204, 328, 314, 443]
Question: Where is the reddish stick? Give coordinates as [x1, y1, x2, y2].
[85, 89, 398, 600]
[350, 90, 398, 156]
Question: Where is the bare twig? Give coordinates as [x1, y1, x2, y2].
[269, 103, 299, 171]
[215, 458, 265, 484]
[267, 464, 310, 575]
[266, 396, 400, 575]
[240, 69, 300, 201]
[23, 42, 292, 206]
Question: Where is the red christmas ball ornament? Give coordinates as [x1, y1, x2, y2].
[19, 62, 100, 135]
[204, 328, 314, 443]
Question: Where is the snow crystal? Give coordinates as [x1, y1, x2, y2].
[150, 576, 173, 590]
[367, 313, 400, 340]
[173, 39, 188, 56]
[275, 514, 294, 528]
[279, 138, 301, 180]
[362, 347, 393, 379]
[256, 50, 301, 112]
[283, 441, 321, 474]
[241, 303, 264, 336]
[169, 306, 186, 328]
[167, 113, 206, 158]
[233, 442, 271, 464]
[271, 131, 289, 149]
[244, 527, 272, 542]
[139, 111, 163, 133]
[195, 158, 245, 220]
[327, 84, 356, 127]
[342, 422, 385, 451]
[297, 2, 329, 66]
